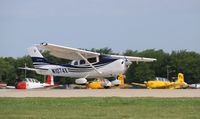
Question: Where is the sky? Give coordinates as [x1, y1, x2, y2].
[0, 0, 200, 57]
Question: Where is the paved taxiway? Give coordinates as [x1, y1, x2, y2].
[0, 89, 200, 97]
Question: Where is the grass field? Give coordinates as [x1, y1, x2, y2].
[0, 97, 200, 119]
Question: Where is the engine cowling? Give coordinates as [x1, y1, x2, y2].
[111, 79, 121, 86]
[16, 82, 27, 89]
[75, 78, 87, 85]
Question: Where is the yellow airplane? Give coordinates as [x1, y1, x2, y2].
[132, 73, 188, 89]
[87, 79, 104, 89]
[87, 73, 125, 89]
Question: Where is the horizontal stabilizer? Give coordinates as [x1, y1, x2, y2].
[19, 67, 48, 71]
[18, 67, 38, 71]
[6, 86, 15, 89]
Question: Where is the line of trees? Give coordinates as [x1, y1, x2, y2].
[0, 48, 200, 85]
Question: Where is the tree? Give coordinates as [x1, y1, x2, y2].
[91, 47, 115, 54]
[124, 49, 156, 83]
[0, 57, 16, 85]
[138, 49, 170, 78]
[134, 63, 155, 83]
[123, 49, 139, 56]
[170, 50, 200, 83]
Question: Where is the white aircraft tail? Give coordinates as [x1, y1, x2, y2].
[28, 46, 50, 68]
[45, 75, 54, 86]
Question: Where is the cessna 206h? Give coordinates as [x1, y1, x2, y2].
[25, 43, 156, 87]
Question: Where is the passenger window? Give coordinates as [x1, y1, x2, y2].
[31, 79, 34, 82]
[27, 79, 31, 82]
[74, 61, 78, 65]
[80, 60, 85, 65]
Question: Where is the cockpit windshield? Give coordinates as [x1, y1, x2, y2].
[24, 78, 40, 83]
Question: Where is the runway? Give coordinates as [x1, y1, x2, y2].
[0, 89, 200, 97]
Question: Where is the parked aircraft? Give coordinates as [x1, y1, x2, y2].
[87, 73, 125, 89]
[189, 83, 200, 89]
[0, 82, 7, 89]
[132, 73, 188, 89]
[15, 75, 55, 89]
[23, 43, 156, 87]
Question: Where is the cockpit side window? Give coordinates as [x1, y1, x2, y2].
[35, 79, 39, 83]
[27, 78, 31, 82]
[30, 79, 34, 82]
[71, 57, 99, 65]
[88, 57, 97, 63]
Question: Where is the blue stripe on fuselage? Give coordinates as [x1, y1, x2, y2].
[31, 55, 117, 69]
[31, 57, 52, 64]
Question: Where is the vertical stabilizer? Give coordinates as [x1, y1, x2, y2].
[177, 73, 184, 83]
[45, 75, 54, 86]
[28, 46, 49, 68]
[28, 46, 43, 58]
[117, 73, 125, 85]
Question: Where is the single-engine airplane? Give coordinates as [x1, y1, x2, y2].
[6, 75, 57, 89]
[24, 43, 156, 87]
[15, 75, 55, 89]
[132, 73, 188, 89]
[189, 83, 200, 89]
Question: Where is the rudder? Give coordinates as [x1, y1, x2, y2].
[177, 73, 184, 83]
[45, 75, 54, 86]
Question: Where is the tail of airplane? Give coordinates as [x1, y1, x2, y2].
[177, 73, 184, 83]
[45, 75, 54, 86]
[28, 46, 50, 68]
[117, 73, 125, 85]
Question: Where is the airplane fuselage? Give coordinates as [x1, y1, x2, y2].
[16, 78, 49, 89]
[35, 58, 128, 78]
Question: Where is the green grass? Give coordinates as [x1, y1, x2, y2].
[0, 98, 200, 119]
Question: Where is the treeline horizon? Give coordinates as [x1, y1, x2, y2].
[0, 48, 200, 85]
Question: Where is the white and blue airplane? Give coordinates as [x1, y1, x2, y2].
[24, 43, 156, 86]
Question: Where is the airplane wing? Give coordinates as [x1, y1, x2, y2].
[131, 82, 146, 87]
[37, 43, 156, 62]
[36, 43, 100, 60]
[110, 55, 156, 62]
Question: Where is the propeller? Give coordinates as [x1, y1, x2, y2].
[124, 57, 132, 68]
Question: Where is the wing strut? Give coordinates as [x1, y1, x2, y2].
[76, 52, 102, 75]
